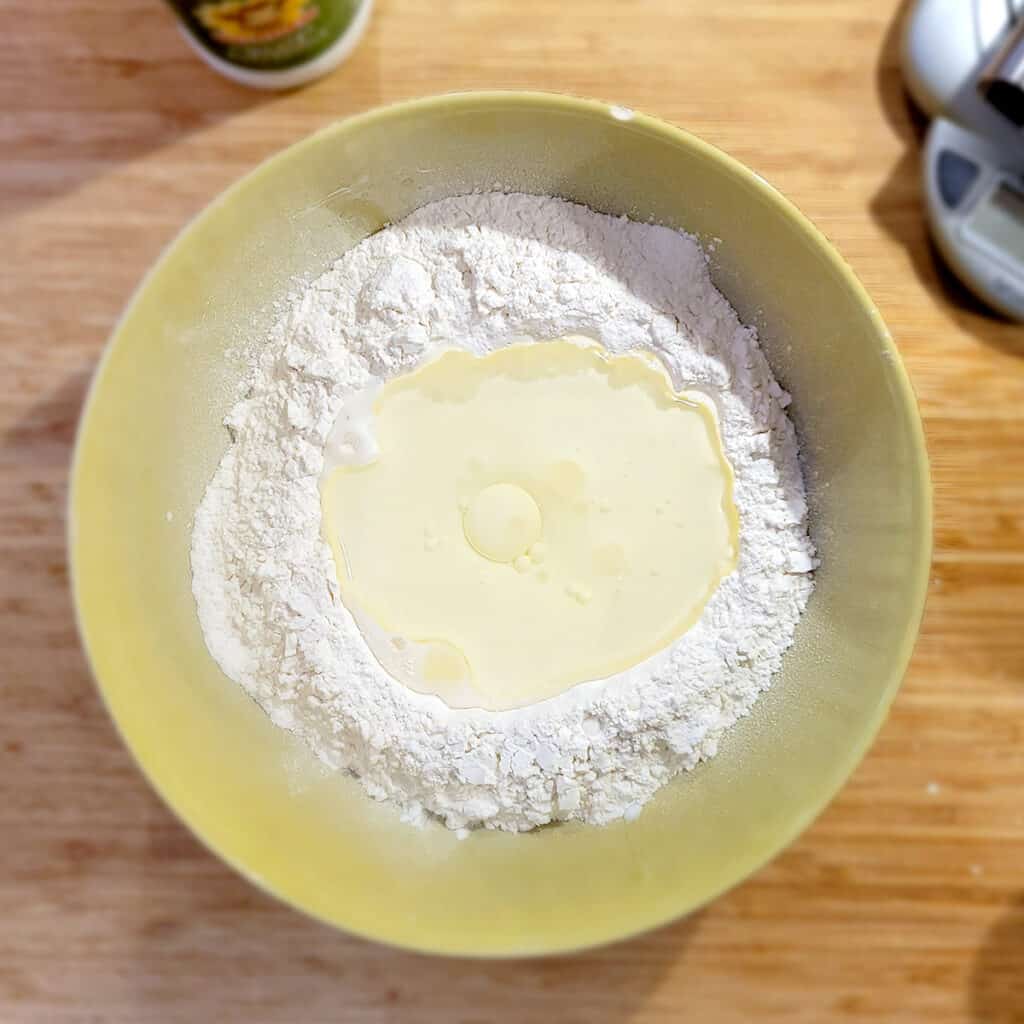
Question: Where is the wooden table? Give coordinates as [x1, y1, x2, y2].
[3, 1, 1023, 1020]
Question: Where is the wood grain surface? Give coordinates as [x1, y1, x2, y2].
[3, 1, 1023, 1021]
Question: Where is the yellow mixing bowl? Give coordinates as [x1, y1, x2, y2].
[70, 92, 931, 956]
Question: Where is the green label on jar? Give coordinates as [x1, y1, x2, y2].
[169, 0, 358, 71]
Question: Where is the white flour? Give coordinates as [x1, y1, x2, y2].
[191, 192, 815, 833]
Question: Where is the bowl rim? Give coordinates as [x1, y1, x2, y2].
[69, 89, 933, 956]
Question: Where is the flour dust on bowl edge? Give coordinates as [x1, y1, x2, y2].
[69, 92, 931, 956]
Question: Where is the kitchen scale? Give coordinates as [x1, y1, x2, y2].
[903, 0, 1024, 319]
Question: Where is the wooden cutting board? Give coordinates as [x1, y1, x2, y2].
[2, 1, 1022, 1020]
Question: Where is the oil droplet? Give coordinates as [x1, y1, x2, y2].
[463, 482, 542, 563]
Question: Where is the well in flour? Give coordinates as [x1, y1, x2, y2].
[191, 192, 815, 833]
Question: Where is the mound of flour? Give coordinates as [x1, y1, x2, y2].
[191, 192, 814, 833]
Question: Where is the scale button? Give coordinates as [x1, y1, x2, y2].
[937, 149, 980, 209]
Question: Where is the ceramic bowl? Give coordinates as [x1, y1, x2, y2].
[70, 92, 931, 956]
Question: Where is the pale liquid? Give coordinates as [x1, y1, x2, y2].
[321, 338, 738, 711]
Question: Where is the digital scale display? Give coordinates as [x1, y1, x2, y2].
[968, 180, 1024, 263]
